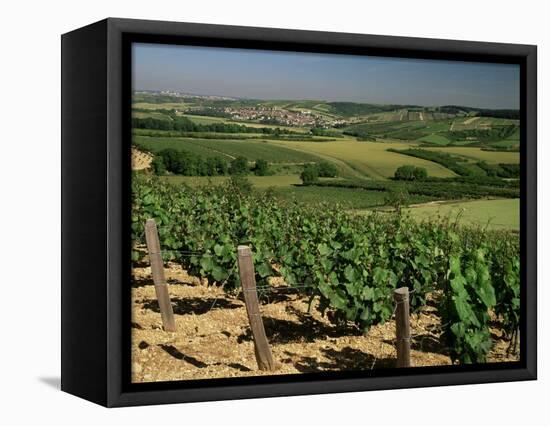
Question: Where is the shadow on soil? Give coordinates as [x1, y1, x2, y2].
[381, 332, 450, 356]
[410, 334, 450, 356]
[142, 297, 241, 315]
[237, 306, 362, 344]
[256, 291, 300, 304]
[132, 276, 198, 288]
[289, 347, 395, 373]
[158, 345, 208, 368]
[131, 276, 154, 288]
[158, 345, 253, 372]
[225, 363, 253, 372]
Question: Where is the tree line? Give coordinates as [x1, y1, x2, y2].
[132, 116, 297, 135]
[151, 148, 270, 177]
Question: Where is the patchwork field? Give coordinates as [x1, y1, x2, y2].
[268, 140, 458, 179]
[344, 114, 519, 149]
[131, 94, 520, 231]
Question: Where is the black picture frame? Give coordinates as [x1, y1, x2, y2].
[61, 17, 537, 407]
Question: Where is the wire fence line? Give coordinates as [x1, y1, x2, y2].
[140, 244, 420, 310]
[140, 243, 419, 315]
[136, 221, 516, 369]
[147, 250, 217, 257]
[139, 238, 440, 358]
[137, 253, 451, 370]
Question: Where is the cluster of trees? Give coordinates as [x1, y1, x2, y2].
[151, 148, 270, 177]
[132, 116, 296, 135]
[300, 162, 339, 184]
[227, 157, 270, 176]
[152, 149, 228, 176]
[394, 165, 428, 181]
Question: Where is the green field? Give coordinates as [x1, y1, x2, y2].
[160, 174, 302, 188]
[405, 198, 519, 230]
[423, 147, 520, 164]
[134, 136, 322, 163]
[179, 114, 233, 125]
[132, 111, 173, 120]
[417, 134, 452, 145]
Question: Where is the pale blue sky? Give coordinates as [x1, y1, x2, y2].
[132, 43, 520, 109]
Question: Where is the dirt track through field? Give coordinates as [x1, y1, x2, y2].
[131, 262, 519, 383]
[463, 116, 480, 125]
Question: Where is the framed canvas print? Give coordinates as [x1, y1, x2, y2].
[61, 18, 537, 407]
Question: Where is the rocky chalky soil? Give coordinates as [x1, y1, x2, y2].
[131, 262, 518, 383]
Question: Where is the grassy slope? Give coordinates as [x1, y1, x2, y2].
[133, 135, 322, 163]
[405, 198, 519, 230]
[132, 111, 173, 120]
[417, 134, 451, 145]
[423, 147, 520, 164]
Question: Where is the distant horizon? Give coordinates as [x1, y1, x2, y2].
[133, 89, 520, 111]
[133, 43, 520, 109]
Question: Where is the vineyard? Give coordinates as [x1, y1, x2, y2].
[131, 175, 520, 373]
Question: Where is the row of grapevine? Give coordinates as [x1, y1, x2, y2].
[131, 175, 520, 364]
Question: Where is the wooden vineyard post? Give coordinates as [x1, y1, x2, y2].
[144, 219, 176, 332]
[394, 287, 411, 368]
[237, 245, 276, 371]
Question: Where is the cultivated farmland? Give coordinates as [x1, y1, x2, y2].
[268, 139, 458, 179]
[130, 92, 521, 382]
[405, 198, 520, 230]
